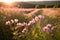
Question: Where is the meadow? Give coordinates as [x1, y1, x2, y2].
[0, 7, 60, 40]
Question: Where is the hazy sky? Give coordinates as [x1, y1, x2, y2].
[0, 0, 59, 4]
[0, 0, 60, 2]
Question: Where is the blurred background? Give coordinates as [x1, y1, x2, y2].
[0, 1, 60, 40]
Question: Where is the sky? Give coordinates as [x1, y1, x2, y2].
[0, 0, 59, 4]
[0, 0, 59, 2]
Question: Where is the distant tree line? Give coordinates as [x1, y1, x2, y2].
[0, 2, 60, 8]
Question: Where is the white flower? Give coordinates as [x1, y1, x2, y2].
[11, 19, 14, 23]
[14, 19, 18, 23]
[5, 21, 10, 25]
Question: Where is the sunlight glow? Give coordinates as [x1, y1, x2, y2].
[0, 0, 45, 4]
[0, 0, 15, 4]
[0, 0, 58, 4]
[4, 1, 13, 4]
[0, 0, 39, 5]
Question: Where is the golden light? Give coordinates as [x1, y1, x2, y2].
[0, 0, 16, 6]
[0, 0, 45, 4]
[3, 0, 14, 5]
[0, 0, 44, 3]
[4, 1, 12, 4]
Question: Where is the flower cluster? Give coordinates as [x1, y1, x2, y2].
[28, 15, 44, 26]
[5, 15, 44, 33]
[42, 24, 56, 32]
[5, 19, 18, 25]
[5, 15, 44, 26]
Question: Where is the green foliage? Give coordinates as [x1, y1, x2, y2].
[0, 9, 60, 40]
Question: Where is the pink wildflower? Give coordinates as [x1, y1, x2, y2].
[38, 15, 44, 19]
[34, 16, 39, 22]
[30, 19, 35, 25]
[42, 26, 50, 32]
[51, 26, 56, 31]
[5, 21, 10, 25]
[32, 19, 35, 23]
[11, 19, 14, 23]
[22, 22, 28, 26]
[14, 19, 18, 23]
[28, 21, 32, 26]
[46, 24, 52, 28]
[17, 23, 22, 26]
[22, 28, 26, 33]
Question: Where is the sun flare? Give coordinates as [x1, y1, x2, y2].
[3, 1, 13, 4]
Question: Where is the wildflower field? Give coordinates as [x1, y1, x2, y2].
[0, 7, 60, 40]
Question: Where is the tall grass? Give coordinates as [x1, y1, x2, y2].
[0, 7, 60, 40]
